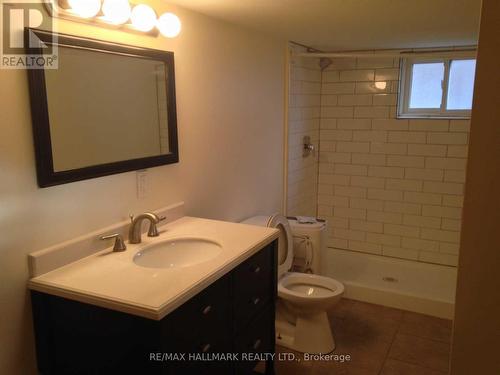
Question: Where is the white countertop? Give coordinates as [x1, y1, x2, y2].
[28, 216, 279, 320]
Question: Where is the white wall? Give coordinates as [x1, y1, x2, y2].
[316, 57, 469, 267]
[451, 0, 500, 372]
[0, 2, 285, 373]
[286, 45, 321, 216]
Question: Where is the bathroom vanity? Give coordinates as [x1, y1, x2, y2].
[28, 213, 279, 375]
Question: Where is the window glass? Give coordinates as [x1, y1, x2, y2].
[447, 59, 476, 110]
[409, 62, 445, 109]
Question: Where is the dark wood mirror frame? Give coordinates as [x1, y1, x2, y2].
[25, 28, 179, 188]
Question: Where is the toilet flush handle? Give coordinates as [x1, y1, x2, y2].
[253, 339, 262, 350]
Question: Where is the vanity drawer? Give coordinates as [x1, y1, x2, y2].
[235, 305, 274, 374]
[233, 244, 274, 331]
[165, 274, 231, 345]
[166, 339, 233, 375]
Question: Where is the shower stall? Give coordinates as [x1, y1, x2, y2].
[285, 43, 474, 318]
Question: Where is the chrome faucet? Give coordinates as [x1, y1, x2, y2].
[128, 212, 165, 244]
[99, 233, 127, 252]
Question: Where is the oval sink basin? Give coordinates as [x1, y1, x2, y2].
[133, 237, 222, 269]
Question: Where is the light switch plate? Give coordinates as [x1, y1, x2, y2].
[136, 169, 148, 199]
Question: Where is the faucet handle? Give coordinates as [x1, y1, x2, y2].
[147, 215, 166, 237]
[100, 233, 127, 252]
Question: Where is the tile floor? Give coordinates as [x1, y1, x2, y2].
[274, 298, 452, 375]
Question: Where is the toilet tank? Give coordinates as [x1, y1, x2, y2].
[288, 217, 327, 275]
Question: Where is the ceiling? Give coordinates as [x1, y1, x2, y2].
[168, 0, 482, 51]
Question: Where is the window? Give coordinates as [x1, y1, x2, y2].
[398, 56, 476, 118]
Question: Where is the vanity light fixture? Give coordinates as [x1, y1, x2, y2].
[45, 0, 181, 38]
[67, 0, 101, 18]
[157, 12, 181, 38]
[101, 0, 131, 25]
[130, 4, 156, 32]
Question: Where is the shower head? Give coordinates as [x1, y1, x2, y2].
[319, 57, 333, 70]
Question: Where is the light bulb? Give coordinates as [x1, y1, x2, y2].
[374, 81, 387, 90]
[101, 0, 131, 25]
[130, 4, 156, 32]
[157, 12, 181, 38]
[67, 0, 102, 18]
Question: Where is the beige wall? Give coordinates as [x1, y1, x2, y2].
[286, 45, 321, 217]
[316, 57, 469, 267]
[0, 2, 285, 373]
[451, 0, 500, 373]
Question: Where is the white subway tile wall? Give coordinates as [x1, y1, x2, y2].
[287, 47, 322, 216]
[317, 58, 470, 266]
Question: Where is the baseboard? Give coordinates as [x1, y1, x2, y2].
[342, 281, 455, 319]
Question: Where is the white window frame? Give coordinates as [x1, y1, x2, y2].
[398, 53, 476, 119]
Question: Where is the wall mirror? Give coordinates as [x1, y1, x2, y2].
[26, 28, 179, 187]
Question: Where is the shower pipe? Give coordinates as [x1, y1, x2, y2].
[289, 41, 477, 59]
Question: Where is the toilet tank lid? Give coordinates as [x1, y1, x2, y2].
[287, 216, 326, 230]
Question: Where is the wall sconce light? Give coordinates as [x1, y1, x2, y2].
[373, 81, 388, 90]
[45, 0, 181, 38]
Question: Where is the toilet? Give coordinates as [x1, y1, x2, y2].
[242, 214, 344, 354]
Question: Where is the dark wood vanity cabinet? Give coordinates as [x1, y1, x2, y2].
[31, 240, 277, 375]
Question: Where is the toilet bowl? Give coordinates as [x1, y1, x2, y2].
[242, 214, 344, 354]
[279, 272, 344, 313]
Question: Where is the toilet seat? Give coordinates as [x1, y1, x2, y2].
[241, 214, 293, 278]
[241, 213, 345, 354]
[242, 214, 343, 299]
[266, 214, 294, 278]
[278, 272, 344, 301]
